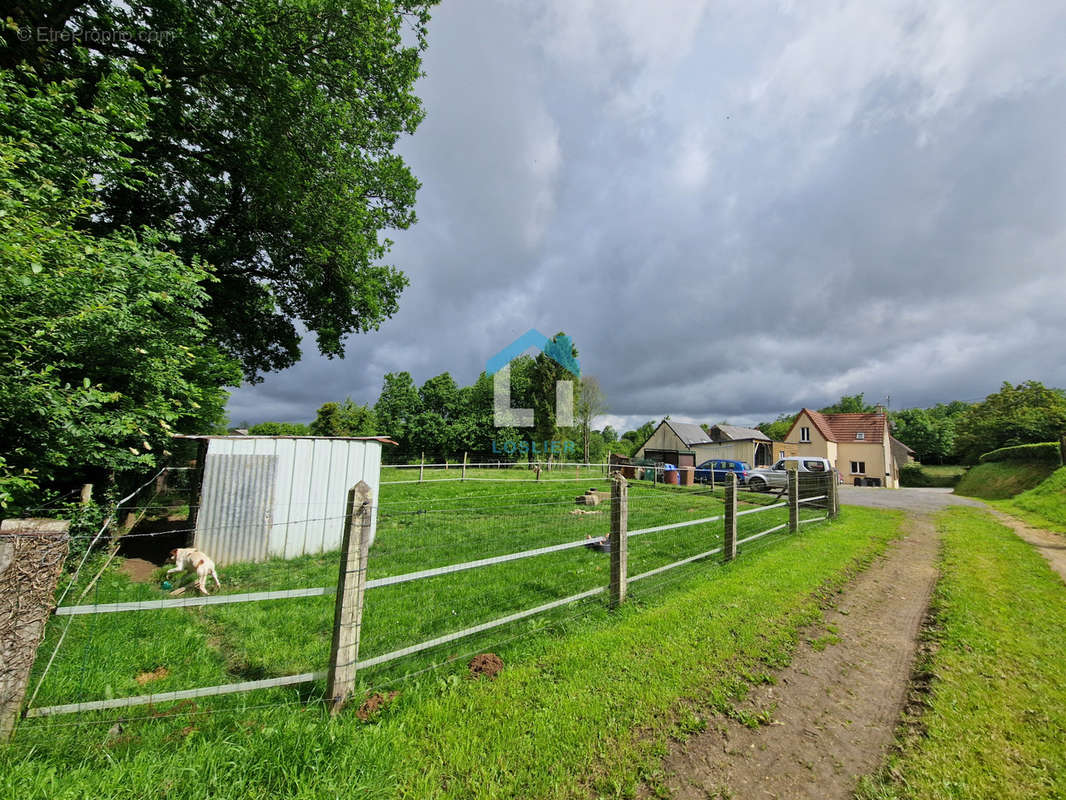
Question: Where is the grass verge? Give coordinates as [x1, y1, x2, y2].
[990, 465, 1066, 533]
[4, 506, 901, 800]
[953, 461, 1056, 500]
[858, 507, 1066, 800]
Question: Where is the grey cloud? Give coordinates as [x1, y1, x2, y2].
[228, 0, 1066, 431]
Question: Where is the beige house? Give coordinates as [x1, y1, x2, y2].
[783, 408, 906, 488]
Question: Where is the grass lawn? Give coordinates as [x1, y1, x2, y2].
[953, 461, 1057, 500]
[858, 507, 1066, 800]
[3, 488, 897, 800]
[990, 465, 1066, 533]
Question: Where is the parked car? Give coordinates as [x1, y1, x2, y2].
[694, 459, 751, 485]
[745, 457, 832, 492]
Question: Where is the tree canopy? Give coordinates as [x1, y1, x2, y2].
[2, 0, 437, 380]
[953, 381, 1066, 464]
[0, 69, 239, 502]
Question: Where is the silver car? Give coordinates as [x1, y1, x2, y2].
[745, 457, 833, 492]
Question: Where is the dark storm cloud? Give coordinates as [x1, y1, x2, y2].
[228, 0, 1066, 431]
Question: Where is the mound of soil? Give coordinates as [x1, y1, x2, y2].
[356, 691, 399, 721]
[469, 652, 503, 679]
[119, 558, 159, 583]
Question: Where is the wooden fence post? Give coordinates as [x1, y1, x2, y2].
[0, 519, 70, 742]
[830, 469, 840, 518]
[788, 467, 799, 533]
[79, 484, 93, 506]
[462, 452, 467, 482]
[609, 473, 628, 608]
[1060, 435, 1066, 466]
[327, 481, 373, 715]
[419, 452, 424, 483]
[723, 473, 737, 562]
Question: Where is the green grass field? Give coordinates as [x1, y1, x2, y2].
[992, 465, 1066, 532]
[859, 508, 1066, 800]
[953, 460, 1057, 499]
[3, 475, 880, 800]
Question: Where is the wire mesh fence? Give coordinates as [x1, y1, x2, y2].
[13, 464, 837, 734]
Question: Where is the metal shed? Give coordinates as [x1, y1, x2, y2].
[176, 435, 394, 566]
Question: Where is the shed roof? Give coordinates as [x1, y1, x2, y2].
[665, 421, 715, 447]
[710, 424, 771, 442]
[175, 434, 398, 445]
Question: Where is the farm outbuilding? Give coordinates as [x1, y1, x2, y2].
[176, 435, 395, 566]
[634, 421, 776, 467]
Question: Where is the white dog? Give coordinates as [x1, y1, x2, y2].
[166, 548, 221, 595]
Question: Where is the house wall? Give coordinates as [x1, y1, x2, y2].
[837, 442, 888, 486]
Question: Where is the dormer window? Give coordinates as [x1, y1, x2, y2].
[856, 432, 865, 440]
[800, 426, 811, 442]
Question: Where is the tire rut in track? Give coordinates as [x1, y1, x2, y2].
[643, 514, 940, 800]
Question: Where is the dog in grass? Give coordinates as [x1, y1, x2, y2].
[166, 548, 221, 595]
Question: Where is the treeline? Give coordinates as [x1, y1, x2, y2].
[754, 383, 1066, 464]
[249, 335, 659, 465]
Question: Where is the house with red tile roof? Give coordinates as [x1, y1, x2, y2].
[782, 407, 906, 487]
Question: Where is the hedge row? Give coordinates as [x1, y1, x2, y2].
[978, 442, 1064, 464]
[899, 463, 962, 488]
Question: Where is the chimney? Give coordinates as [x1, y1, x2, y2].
[874, 404, 885, 416]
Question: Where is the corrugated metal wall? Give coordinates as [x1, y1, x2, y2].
[193, 438, 382, 566]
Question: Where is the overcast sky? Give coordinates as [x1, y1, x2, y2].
[227, 0, 1066, 432]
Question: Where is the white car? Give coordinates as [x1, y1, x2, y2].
[745, 457, 833, 492]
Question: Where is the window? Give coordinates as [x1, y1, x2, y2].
[800, 426, 811, 442]
[851, 461, 866, 474]
[779, 450, 785, 459]
[803, 460, 826, 472]
[855, 432, 865, 440]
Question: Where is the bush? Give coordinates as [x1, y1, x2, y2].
[978, 442, 1063, 464]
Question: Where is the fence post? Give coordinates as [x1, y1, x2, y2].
[830, 469, 840, 518]
[462, 452, 467, 482]
[79, 484, 93, 506]
[419, 452, 424, 483]
[1060, 435, 1066, 466]
[327, 481, 373, 715]
[0, 519, 70, 742]
[723, 473, 737, 562]
[609, 473, 628, 608]
[788, 467, 799, 533]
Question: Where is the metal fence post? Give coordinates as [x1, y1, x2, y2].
[609, 473, 628, 608]
[723, 473, 737, 562]
[327, 481, 373, 715]
[788, 467, 799, 533]
[0, 519, 70, 742]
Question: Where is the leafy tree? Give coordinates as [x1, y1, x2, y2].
[373, 371, 424, 460]
[818, 394, 877, 414]
[890, 408, 955, 463]
[756, 413, 797, 442]
[0, 69, 239, 500]
[247, 422, 311, 436]
[309, 399, 377, 437]
[953, 381, 1066, 463]
[622, 421, 657, 447]
[531, 333, 580, 463]
[601, 425, 618, 444]
[575, 376, 608, 463]
[2, 0, 438, 380]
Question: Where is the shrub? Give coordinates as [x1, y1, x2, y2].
[899, 463, 962, 488]
[978, 442, 1063, 464]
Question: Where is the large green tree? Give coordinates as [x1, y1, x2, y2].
[309, 399, 377, 437]
[373, 371, 423, 460]
[0, 69, 240, 500]
[2, 0, 437, 379]
[954, 381, 1066, 463]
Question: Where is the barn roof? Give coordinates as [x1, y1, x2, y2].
[664, 421, 714, 447]
[711, 424, 771, 442]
